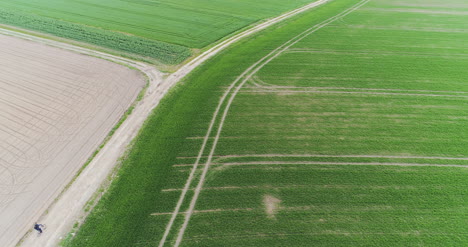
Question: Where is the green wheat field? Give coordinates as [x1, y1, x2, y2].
[0, 0, 313, 63]
[57, 0, 468, 246]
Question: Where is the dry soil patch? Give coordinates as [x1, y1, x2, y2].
[263, 195, 281, 219]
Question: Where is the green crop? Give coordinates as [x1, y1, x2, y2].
[68, 0, 468, 246]
[0, 9, 190, 64]
[0, 0, 316, 64]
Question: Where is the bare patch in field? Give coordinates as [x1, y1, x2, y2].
[263, 195, 281, 219]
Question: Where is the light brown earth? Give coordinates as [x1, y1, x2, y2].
[263, 195, 281, 219]
[0, 34, 145, 247]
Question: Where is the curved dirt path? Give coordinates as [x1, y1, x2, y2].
[0, 1, 334, 246]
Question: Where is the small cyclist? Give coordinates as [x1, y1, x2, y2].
[34, 223, 45, 234]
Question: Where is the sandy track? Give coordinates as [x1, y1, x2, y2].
[0, 1, 339, 247]
[0, 34, 146, 247]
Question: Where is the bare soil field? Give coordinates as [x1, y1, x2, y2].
[0, 34, 145, 247]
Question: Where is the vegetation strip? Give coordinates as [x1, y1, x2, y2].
[0, 9, 191, 64]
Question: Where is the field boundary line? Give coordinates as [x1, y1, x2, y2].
[173, 0, 371, 246]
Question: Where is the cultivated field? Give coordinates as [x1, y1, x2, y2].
[0, 0, 315, 64]
[0, 34, 145, 247]
[69, 0, 468, 246]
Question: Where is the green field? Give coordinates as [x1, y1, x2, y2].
[68, 0, 468, 246]
[0, 0, 313, 63]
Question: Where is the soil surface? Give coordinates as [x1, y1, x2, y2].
[264, 195, 281, 219]
[0, 34, 146, 247]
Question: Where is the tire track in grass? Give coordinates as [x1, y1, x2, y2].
[171, 0, 372, 246]
[246, 76, 468, 96]
[176, 154, 468, 160]
[242, 90, 468, 98]
[216, 161, 468, 168]
[172, 154, 468, 167]
[157, 1, 337, 246]
[172, 161, 468, 170]
[211, 154, 468, 161]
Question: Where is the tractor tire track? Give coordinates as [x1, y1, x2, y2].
[171, 0, 371, 246]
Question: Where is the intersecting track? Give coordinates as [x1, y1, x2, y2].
[0, 1, 346, 246]
[158, 0, 373, 246]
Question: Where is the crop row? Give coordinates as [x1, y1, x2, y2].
[0, 9, 191, 64]
[0, 0, 314, 49]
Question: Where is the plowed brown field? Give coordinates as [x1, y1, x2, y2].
[0, 34, 145, 246]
